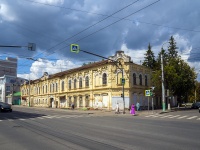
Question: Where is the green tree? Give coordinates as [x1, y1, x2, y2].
[150, 36, 196, 103]
[168, 36, 178, 59]
[142, 43, 156, 69]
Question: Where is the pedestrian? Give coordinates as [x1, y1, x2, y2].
[71, 103, 74, 110]
[115, 103, 119, 114]
[136, 102, 140, 111]
[130, 104, 135, 115]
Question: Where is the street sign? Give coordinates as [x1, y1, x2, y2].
[145, 90, 151, 96]
[121, 78, 125, 85]
[70, 44, 80, 53]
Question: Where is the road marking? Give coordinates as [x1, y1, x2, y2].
[160, 115, 173, 118]
[187, 116, 198, 120]
[8, 119, 14, 121]
[177, 116, 188, 119]
[37, 117, 44, 119]
[19, 119, 25, 121]
[145, 115, 155, 117]
[197, 118, 200, 120]
[168, 115, 180, 118]
[0, 120, 2, 121]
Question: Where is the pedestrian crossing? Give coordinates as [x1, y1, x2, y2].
[0, 114, 104, 122]
[145, 114, 200, 121]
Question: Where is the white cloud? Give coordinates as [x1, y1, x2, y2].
[0, 3, 17, 21]
[173, 34, 192, 61]
[35, 0, 64, 5]
[121, 43, 145, 65]
[18, 58, 80, 80]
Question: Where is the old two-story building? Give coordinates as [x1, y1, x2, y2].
[21, 51, 159, 110]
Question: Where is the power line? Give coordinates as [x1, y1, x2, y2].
[17, 0, 160, 75]
[23, 0, 200, 34]
[17, 0, 141, 72]
[46, 0, 160, 57]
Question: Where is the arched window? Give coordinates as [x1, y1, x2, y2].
[61, 81, 64, 91]
[102, 73, 107, 85]
[145, 75, 148, 86]
[117, 72, 122, 84]
[133, 73, 136, 85]
[46, 85, 48, 93]
[43, 86, 44, 94]
[74, 79, 77, 89]
[85, 76, 89, 87]
[69, 80, 71, 89]
[55, 83, 58, 92]
[139, 74, 142, 85]
[52, 83, 54, 92]
[79, 77, 82, 88]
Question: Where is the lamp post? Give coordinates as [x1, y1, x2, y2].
[161, 42, 168, 112]
[0, 43, 36, 51]
[195, 70, 200, 103]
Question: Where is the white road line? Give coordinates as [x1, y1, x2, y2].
[37, 117, 44, 119]
[187, 116, 198, 120]
[0, 120, 2, 121]
[160, 115, 173, 118]
[145, 115, 155, 117]
[19, 119, 25, 121]
[8, 119, 14, 121]
[177, 116, 188, 119]
[30, 118, 35, 120]
[168, 115, 180, 118]
[197, 118, 200, 120]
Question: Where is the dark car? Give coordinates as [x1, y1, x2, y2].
[191, 102, 200, 109]
[0, 102, 12, 112]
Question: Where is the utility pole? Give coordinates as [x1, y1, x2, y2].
[29, 76, 31, 107]
[122, 69, 125, 114]
[161, 53, 165, 111]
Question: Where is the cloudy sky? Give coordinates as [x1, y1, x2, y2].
[0, 0, 200, 80]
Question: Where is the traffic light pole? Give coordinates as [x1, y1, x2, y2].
[122, 69, 125, 114]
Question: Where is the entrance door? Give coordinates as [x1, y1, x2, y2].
[102, 96, 108, 108]
[50, 98, 54, 108]
[56, 101, 58, 108]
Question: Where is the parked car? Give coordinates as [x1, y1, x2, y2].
[199, 107, 200, 113]
[0, 102, 12, 112]
[191, 102, 200, 109]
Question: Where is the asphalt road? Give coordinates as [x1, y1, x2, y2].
[0, 106, 199, 150]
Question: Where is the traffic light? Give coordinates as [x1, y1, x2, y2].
[150, 87, 155, 96]
[121, 78, 125, 85]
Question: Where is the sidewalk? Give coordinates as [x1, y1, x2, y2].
[13, 105, 176, 116]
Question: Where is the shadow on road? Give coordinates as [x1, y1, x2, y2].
[0, 110, 47, 121]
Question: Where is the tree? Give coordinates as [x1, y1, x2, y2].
[149, 36, 196, 104]
[142, 43, 156, 69]
[168, 36, 178, 59]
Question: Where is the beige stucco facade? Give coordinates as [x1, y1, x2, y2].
[21, 51, 153, 110]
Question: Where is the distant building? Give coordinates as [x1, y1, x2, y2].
[0, 75, 27, 104]
[0, 57, 17, 77]
[0, 57, 27, 104]
[21, 51, 162, 110]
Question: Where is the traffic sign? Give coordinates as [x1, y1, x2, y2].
[145, 90, 151, 96]
[70, 44, 80, 53]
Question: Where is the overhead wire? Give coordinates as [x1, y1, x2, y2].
[15, 0, 160, 75]
[17, 0, 142, 72]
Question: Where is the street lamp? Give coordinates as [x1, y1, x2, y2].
[161, 42, 168, 112]
[0, 43, 36, 51]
